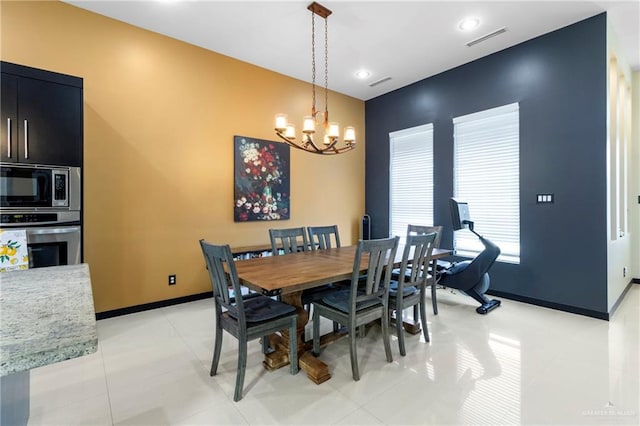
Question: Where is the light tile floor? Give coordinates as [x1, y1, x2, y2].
[27, 286, 639, 425]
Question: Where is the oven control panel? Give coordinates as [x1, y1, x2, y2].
[0, 211, 80, 227]
[2, 213, 58, 223]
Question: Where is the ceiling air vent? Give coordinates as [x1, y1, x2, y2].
[466, 27, 507, 47]
[369, 76, 392, 87]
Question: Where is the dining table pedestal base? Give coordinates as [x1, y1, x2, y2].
[299, 352, 331, 384]
[261, 291, 351, 384]
[401, 319, 422, 335]
[261, 334, 333, 384]
[262, 334, 291, 371]
[390, 311, 422, 335]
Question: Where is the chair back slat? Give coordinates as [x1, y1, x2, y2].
[398, 232, 437, 288]
[307, 225, 341, 250]
[351, 237, 399, 308]
[199, 239, 245, 322]
[407, 224, 443, 248]
[269, 227, 309, 255]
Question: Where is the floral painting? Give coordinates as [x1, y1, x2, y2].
[234, 136, 290, 222]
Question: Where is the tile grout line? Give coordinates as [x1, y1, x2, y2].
[97, 340, 116, 426]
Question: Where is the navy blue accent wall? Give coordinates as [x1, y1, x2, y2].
[365, 14, 607, 314]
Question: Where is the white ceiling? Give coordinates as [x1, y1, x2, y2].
[65, 0, 639, 101]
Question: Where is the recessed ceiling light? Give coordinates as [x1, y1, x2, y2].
[355, 70, 371, 79]
[459, 17, 480, 31]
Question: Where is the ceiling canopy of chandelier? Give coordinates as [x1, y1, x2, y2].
[274, 2, 356, 155]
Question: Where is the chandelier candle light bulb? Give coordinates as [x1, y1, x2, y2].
[303, 116, 316, 133]
[327, 122, 340, 138]
[273, 2, 356, 155]
[344, 126, 356, 143]
[275, 114, 288, 132]
[285, 125, 296, 139]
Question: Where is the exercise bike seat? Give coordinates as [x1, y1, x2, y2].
[439, 236, 501, 314]
[440, 237, 499, 291]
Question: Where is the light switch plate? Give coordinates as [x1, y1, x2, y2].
[537, 194, 554, 203]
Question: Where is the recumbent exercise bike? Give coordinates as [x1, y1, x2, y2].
[438, 198, 501, 314]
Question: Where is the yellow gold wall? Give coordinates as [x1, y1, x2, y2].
[0, 1, 365, 313]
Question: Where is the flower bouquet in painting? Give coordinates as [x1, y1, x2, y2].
[234, 136, 290, 221]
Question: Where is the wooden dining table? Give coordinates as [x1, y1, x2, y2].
[233, 245, 451, 384]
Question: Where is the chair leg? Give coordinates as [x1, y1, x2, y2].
[210, 321, 223, 376]
[431, 279, 439, 315]
[234, 339, 247, 402]
[312, 307, 321, 356]
[381, 308, 393, 363]
[289, 317, 299, 375]
[396, 305, 406, 357]
[349, 325, 360, 381]
[420, 299, 429, 343]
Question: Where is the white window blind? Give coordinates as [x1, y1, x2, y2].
[389, 124, 434, 241]
[453, 103, 520, 263]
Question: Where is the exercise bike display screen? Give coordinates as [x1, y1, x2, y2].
[450, 198, 471, 230]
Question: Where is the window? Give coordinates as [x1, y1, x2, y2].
[453, 103, 520, 263]
[389, 124, 434, 241]
[609, 56, 631, 240]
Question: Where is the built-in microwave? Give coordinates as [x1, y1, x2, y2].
[0, 163, 80, 210]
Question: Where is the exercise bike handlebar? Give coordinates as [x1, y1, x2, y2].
[440, 231, 500, 292]
[462, 219, 484, 239]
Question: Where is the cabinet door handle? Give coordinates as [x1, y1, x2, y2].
[23, 119, 29, 159]
[6, 118, 11, 158]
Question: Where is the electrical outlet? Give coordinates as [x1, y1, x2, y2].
[168, 274, 176, 285]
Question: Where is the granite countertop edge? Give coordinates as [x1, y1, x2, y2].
[0, 336, 98, 376]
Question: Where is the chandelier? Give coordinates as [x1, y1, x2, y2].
[274, 2, 356, 155]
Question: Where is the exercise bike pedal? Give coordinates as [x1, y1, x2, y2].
[476, 299, 501, 314]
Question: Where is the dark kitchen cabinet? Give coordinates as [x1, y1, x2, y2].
[0, 73, 18, 162]
[1, 62, 82, 166]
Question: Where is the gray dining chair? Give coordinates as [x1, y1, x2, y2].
[269, 227, 309, 255]
[399, 224, 443, 315]
[311, 236, 399, 381]
[308, 224, 366, 283]
[388, 232, 437, 356]
[270, 226, 339, 336]
[308, 225, 341, 250]
[408, 224, 443, 247]
[306, 225, 345, 332]
[199, 240, 298, 402]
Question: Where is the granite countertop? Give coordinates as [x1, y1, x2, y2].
[0, 264, 98, 377]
